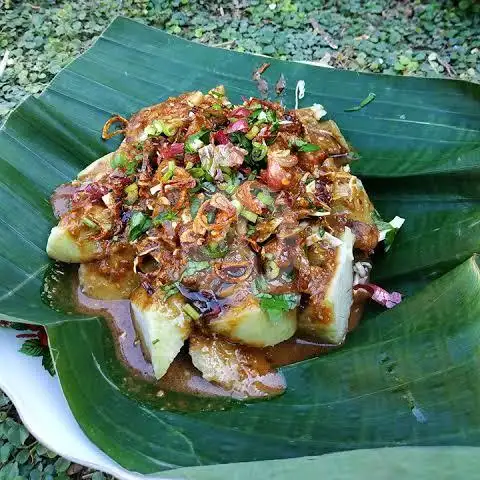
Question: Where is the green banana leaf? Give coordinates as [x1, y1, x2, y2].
[1, 16, 480, 476]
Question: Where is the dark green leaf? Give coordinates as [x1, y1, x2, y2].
[0, 444, 13, 463]
[15, 450, 29, 465]
[292, 138, 320, 152]
[128, 212, 152, 242]
[42, 351, 55, 376]
[182, 260, 210, 278]
[19, 339, 43, 357]
[0, 462, 19, 480]
[6, 424, 29, 447]
[53, 458, 70, 473]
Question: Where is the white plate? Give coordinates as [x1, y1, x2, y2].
[0, 327, 167, 480]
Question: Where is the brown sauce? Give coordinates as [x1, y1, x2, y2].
[77, 287, 234, 398]
[75, 283, 367, 399]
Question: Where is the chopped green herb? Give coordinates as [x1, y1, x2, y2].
[256, 190, 274, 206]
[229, 132, 252, 152]
[247, 224, 256, 236]
[135, 143, 144, 151]
[190, 196, 202, 218]
[152, 339, 160, 345]
[344, 92, 376, 112]
[152, 119, 177, 137]
[203, 241, 228, 259]
[125, 159, 139, 176]
[221, 171, 242, 195]
[110, 151, 128, 169]
[128, 211, 152, 242]
[144, 124, 157, 137]
[251, 141, 268, 164]
[292, 138, 320, 152]
[211, 103, 222, 110]
[231, 198, 242, 212]
[258, 293, 301, 312]
[182, 260, 210, 278]
[82, 217, 98, 229]
[162, 283, 179, 301]
[372, 210, 405, 252]
[206, 209, 217, 224]
[182, 303, 201, 320]
[189, 167, 207, 179]
[162, 160, 176, 182]
[185, 129, 210, 153]
[254, 275, 269, 294]
[153, 210, 178, 226]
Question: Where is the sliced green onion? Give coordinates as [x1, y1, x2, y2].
[152, 339, 160, 345]
[256, 190, 274, 206]
[182, 304, 200, 320]
[305, 180, 316, 194]
[245, 125, 260, 140]
[162, 160, 176, 182]
[257, 110, 268, 122]
[124, 183, 138, 205]
[266, 109, 277, 123]
[144, 124, 157, 137]
[241, 209, 258, 223]
[82, 217, 98, 229]
[231, 199, 242, 212]
[162, 122, 177, 137]
[251, 141, 268, 163]
[185, 161, 194, 170]
[265, 260, 280, 280]
[211, 103, 222, 110]
[189, 167, 207, 179]
[185, 129, 209, 153]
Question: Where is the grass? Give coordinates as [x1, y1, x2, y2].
[0, 0, 479, 478]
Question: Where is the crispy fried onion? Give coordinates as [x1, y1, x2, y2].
[235, 180, 268, 215]
[102, 115, 128, 140]
[151, 162, 196, 211]
[192, 193, 237, 239]
[214, 260, 253, 283]
[270, 149, 298, 168]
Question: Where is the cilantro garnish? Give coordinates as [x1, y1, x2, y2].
[128, 211, 152, 242]
[153, 210, 178, 226]
[292, 138, 320, 152]
[181, 260, 210, 279]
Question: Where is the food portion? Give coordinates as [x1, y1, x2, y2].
[46, 85, 400, 398]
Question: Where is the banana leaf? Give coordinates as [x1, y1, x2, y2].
[1, 16, 480, 476]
